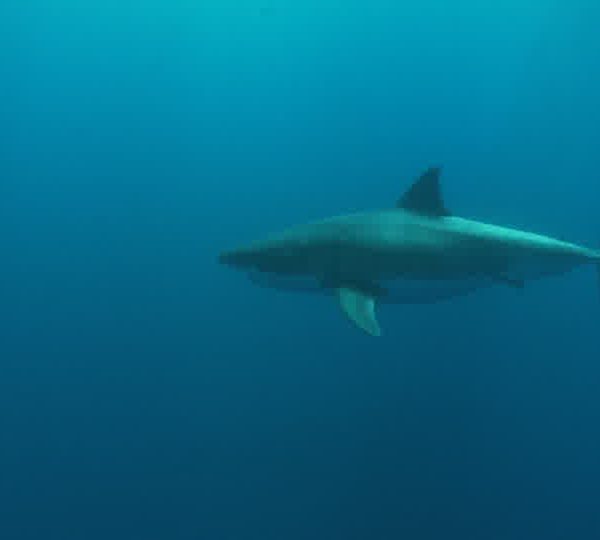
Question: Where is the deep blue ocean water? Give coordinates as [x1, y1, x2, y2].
[2, 2, 600, 539]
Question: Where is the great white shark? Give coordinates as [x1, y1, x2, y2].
[219, 167, 600, 336]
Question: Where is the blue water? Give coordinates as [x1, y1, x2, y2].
[2, 2, 600, 539]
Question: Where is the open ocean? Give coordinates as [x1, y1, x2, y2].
[2, 2, 600, 539]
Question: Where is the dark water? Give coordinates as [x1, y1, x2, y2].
[2, 2, 600, 539]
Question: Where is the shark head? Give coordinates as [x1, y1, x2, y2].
[219, 232, 317, 275]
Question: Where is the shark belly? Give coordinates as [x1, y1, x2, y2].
[502, 255, 581, 281]
[247, 270, 324, 294]
[382, 276, 491, 304]
[247, 269, 491, 304]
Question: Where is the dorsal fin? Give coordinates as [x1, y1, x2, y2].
[396, 166, 450, 217]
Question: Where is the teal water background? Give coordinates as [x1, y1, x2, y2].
[1, 2, 600, 538]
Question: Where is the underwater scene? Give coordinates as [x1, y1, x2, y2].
[2, 1, 600, 539]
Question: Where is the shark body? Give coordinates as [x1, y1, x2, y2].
[219, 168, 600, 336]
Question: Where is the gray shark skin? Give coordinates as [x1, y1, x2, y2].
[219, 167, 600, 336]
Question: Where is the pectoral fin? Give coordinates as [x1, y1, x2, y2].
[337, 287, 381, 336]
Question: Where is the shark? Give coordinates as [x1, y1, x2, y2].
[219, 167, 600, 336]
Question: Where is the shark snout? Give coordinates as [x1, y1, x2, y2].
[218, 245, 277, 269]
[219, 240, 311, 275]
